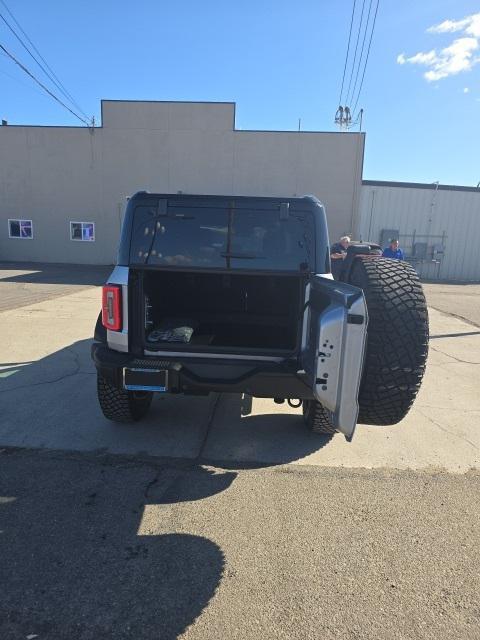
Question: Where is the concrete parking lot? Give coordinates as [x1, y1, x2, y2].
[0, 264, 479, 639]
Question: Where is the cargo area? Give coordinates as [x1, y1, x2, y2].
[141, 271, 305, 353]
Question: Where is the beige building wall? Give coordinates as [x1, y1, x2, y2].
[0, 101, 364, 264]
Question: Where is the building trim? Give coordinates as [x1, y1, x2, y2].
[236, 130, 365, 136]
[363, 179, 480, 193]
[1, 99, 365, 137]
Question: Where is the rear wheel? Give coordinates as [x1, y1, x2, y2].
[303, 400, 336, 435]
[97, 374, 153, 423]
[348, 256, 429, 425]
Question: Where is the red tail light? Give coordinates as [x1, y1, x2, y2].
[102, 285, 122, 331]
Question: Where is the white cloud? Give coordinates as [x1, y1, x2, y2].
[464, 87, 470, 93]
[397, 50, 438, 66]
[398, 12, 480, 82]
[427, 17, 472, 34]
[428, 13, 480, 37]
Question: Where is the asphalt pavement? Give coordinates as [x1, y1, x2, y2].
[0, 264, 479, 639]
[0, 262, 111, 312]
[1, 449, 479, 640]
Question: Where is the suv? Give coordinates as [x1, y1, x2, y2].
[91, 193, 428, 440]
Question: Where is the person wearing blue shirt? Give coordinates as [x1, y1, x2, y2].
[382, 238, 405, 260]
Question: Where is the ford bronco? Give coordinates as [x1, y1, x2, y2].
[91, 192, 429, 440]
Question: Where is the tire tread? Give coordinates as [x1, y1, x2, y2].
[97, 374, 152, 423]
[349, 257, 429, 425]
[303, 400, 337, 435]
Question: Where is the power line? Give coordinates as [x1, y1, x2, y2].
[0, 64, 53, 99]
[344, 0, 367, 107]
[351, 0, 380, 117]
[338, 0, 357, 105]
[0, 3, 89, 119]
[0, 0, 89, 120]
[348, 0, 374, 111]
[0, 42, 90, 126]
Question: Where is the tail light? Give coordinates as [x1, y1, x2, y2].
[102, 285, 122, 331]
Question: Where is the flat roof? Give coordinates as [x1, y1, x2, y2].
[0, 99, 364, 135]
[363, 179, 480, 193]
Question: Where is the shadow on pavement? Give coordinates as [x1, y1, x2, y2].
[0, 335, 336, 637]
[0, 262, 111, 286]
[202, 392, 334, 469]
[0, 338, 333, 485]
[0, 450, 224, 639]
[430, 331, 480, 339]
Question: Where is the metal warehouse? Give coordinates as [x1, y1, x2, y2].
[359, 181, 480, 282]
[0, 100, 364, 265]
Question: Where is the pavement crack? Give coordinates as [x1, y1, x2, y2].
[430, 306, 480, 329]
[0, 347, 86, 394]
[141, 394, 222, 502]
[196, 393, 222, 461]
[429, 345, 480, 365]
[417, 404, 480, 413]
[144, 471, 161, 498]
[417, 408, 480, 452]
[144, 468, 183, 501]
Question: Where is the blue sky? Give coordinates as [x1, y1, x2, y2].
[1, 0, 479, 185]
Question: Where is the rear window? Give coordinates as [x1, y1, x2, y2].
[130, 205, 314, 271]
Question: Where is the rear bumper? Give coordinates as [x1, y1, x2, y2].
[91, 342, 313, 399]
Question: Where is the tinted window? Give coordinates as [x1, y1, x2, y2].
[230, 210, 314, 270]
[131, 207, 228, 268]
[130, 205, 314, 271]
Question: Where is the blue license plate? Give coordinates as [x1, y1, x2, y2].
[123, 368, 168, 392]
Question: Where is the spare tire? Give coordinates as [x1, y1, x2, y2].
[347, 256, 429, 425]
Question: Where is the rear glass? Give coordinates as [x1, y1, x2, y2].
[130, 205, 314, 271]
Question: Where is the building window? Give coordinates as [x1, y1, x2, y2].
[8, 219, 33, 239]
[70, 221, 95, 242]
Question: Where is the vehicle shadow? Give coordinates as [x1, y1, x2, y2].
[0, 337, 333, 494]
[201, 392, 334, 469]
[0, 261, 111, 286]
[0, 449, 224, 639]
[0, 337, 333, 638]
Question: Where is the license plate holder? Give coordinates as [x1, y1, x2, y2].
[123, 368, 168, 392]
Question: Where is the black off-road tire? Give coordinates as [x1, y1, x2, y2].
[348, 256, 429, 425]
[303, 400, 336, 435]
[97, 374, 153, 423]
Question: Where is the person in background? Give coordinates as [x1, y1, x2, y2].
[382, 238, 405, 260]
[330, 235, 350, 279]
